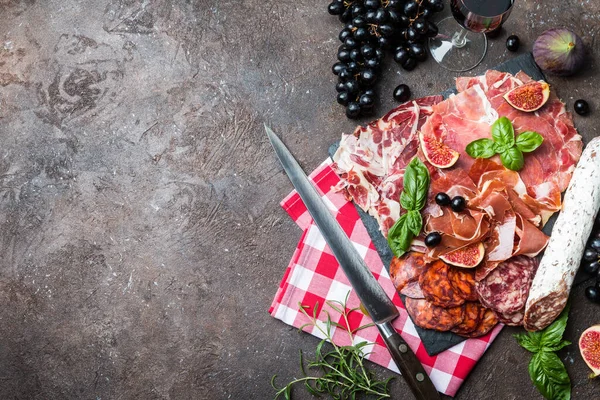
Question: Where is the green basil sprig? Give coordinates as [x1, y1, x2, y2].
[514, 305, 571, 400]
[465, 117, 544, 171]
[387, 157, 429, 257]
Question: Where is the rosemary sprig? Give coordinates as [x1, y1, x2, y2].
[271, 292, 394, 399]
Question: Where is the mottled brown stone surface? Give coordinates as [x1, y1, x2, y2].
[0, 1, 599, 399]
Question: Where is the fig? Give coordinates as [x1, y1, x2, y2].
[579, 324, 600, 378]
[440, 242, 485, 268]
[533, 28, 586, 76]
[418, 131, 459, 168]
[503, 81, 550, 112]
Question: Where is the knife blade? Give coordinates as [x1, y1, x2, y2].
[265, 124, 440, 400]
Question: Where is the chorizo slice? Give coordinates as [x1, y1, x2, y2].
[450, 302, 485, 335]
[404, 298, 465, 332]
[458, 308, 499, 338]
[419, 260, 465, 308]
[448, 266, 479, 302]
[389, 252, 427, 298]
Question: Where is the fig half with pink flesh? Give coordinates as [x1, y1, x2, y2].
[504, 81, 550, 112]
[579, 324, 600, 378]
[419, 131, 459, 169]
[439, 242, 485, 268]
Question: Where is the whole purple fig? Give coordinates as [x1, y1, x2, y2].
[533, 28, 586, 76]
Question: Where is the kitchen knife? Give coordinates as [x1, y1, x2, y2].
[265, 125, 440, 400]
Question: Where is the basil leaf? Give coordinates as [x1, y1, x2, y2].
[493, 141, 511, 154]
[466, 138, 496, 159]
[540, 305, 570, 348]
[491, 116, 515, 147]
[500, 147, 524, 171]
[543, 340, 571, 352]
[387, 214, 413, 257]
[528, 352, 571, 400]
[516, 131, 544, 153]
[406, 210, 422, 237]
[514, 331, 543, 353]
[400, 158, 430, 211]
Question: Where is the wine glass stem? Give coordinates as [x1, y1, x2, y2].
[452, 28, 468, 49]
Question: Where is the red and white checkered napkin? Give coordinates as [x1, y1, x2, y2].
[268, 160, 504, 397]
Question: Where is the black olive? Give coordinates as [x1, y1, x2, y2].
[583, 261, 600, 275]
[585, 286, 600, 303]
[435, 192, 451, 206]
[506, 35, 520, 52]
[451, 196, 467, 212]
[393, 84, 411, 102]
[574, 99, 590, 116]
[425, 232, 442, 247]
[584, 247, 598, 261]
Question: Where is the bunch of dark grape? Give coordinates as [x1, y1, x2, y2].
[582, 213, 600, 303]
[327, 0, 444, 119]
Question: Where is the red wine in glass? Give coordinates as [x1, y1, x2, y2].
[451, 0, 515, 33]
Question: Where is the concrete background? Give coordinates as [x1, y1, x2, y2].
[0, 0, 599, 399]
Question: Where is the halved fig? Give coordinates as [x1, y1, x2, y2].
[440, 242, 485, 268]
[579, 324, 600, 378]
[503, 81, 550, 112]
[419, 131, 459, 169]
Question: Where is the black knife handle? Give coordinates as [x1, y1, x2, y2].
[376, 322, 441, 400]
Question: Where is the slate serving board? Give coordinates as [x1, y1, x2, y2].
[329, 53, 548, 356]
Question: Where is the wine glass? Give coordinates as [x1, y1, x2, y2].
[429, 0, 515, 72]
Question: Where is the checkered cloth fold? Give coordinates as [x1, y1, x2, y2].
[269, 160, 503, 397]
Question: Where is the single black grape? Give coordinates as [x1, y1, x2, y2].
[338, 68, 352, 81]
[584, 248, 598, 261]
[413, 18, 428, 35]
[339, 28, 352, 42]
[328, 1, 344, 15]
[584, 261, 600, 275]
[428, 0, 444, 12]
[374, 8, 388, 24]
[360, 69, 377, 86]
[406, 26, 420, 42]
[409, 42, 427, 61]
[349, 48, 362, 61]
[398, 14, 411, 28]
[585, 286, 600, 303]
[361, 44, 375, 59]
[347, 61, 358, 72]
[401, 57, 418, 71]
[393, 84, 411, 102]
[338, 48, 351, 62]
[365, 10, 376, 23]
[377, 36, 391, 49]
[364, 0, 379, 9]
[353, 16, 366, 27]
[379, 24, 395, 37]
[337, 91, 350, 106]
[339, 8, 352, 23]
[353, 27, 369, 41]
[591, 237, 600, 251]
[346, 102, 362, 118]
[421, 7, 433, 19]
[344, 37, 358, 49]
[351, 4, 365, 17]
[393, 47, 410, 65]
[359, 93, 375, 109]
[375, 48, 385, 60]
[364, 88, 375, 97]
[451, 196, 467, 212]
[425, 232, 442, 247]
[506, 35, 520, 52]
[388, 9, 401, 25]
[345, 79, 360, 94]
[574, 99, 590, 116]
[332, 62, 347, 75]
[387, 0, 403, 9]
[426, 21, 439, 37]
[403, 1, 419, 18]
[335, 81, 346, 93]
[435, 192, 451, 206]
[365, 57, 380, 69]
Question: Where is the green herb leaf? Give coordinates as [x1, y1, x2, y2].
[406, 210, 423, 237]
[466, 138, 496, 159]
[491, 116, 515, 147]
[387, 213, 413, 258]
[493, 141, 511, 154]
[540, 305, 570, 349]
[400, 158, 430, 211]
[528, 352, 571, 400]
[516, 131, 544, 153]
[500, 147, 524, 171]
[543, 340, 572, 352]
[514, 331, 543, 353]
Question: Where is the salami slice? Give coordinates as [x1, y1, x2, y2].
[448, 267, 479, 302]
[524, 137, 600, 331]
[419, 260, 465, 307]
[494, 309, 524, 326]
[476, 256, 539, 315]
[404, 298, 465, 331]
[451, 302, 485, 335]
[389, 252, 426, 298]
[459, 308, 499, 338]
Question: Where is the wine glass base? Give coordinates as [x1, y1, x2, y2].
[429, 17, 488, 72]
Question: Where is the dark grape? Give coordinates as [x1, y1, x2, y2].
[404, 1, 419, 18]
[451, 196, 467, 212]
[353, 16, 366, 27]
[332, 62, 346, 75]
[339, 8, 352, 23]
[398, 14, 411, 28]
[345, 79, 360, 94]
[360, 69, 377, 86]
[401, 57, 418, 71]
[377, 36, 391, 49]
[344, 37, 358, 49]
[365, 57, 380, 69]
[427, 0, 444, 12]
[346, 102, 362, 118]
[506, 35, 520, 52]
[421, 7, 433, 19]
[426, 21, 439, 37]
[413, 18, 428, 35]
[387, 0, 403, 10]
[335, 81, 346, 93]
[347, 60, 359, 72]
[364, 0, 379, 9]
[349, 48, 362, 62]
[435, 192, 451, 206]
[406, 27, 420, 42]
[338, 69, 352, 81]
[375, 48, 385, 60]
[591, 238, 600, 251]
[379, 24, 395, 37]
[409, 43, 427, 61]
[361, 44, 375, 59]
[365, 10, 376, 23]
[583, 261, 600, 275]
[328, 1, 344, 16]
[584, 248, 598, 261]
[388, 9, 401, 25]
[574, 99, 590, 116]
[393, 47, 410, 65]
[337, 91, 350, 106]
[374, 8, 389, 24]
[337, 48, 351, 62]
[359, 93, 375, 109]
[339, 28, 352, 42]
[585, 286, 600, 303]
[351, 4, 365, 17]
[425, 232, 442, 247]
[364, 88, 375, 97]
[353, 27, 369, 41]
[393, 84, 411, 102]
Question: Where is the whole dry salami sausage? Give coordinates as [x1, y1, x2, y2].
[476, 255, 539, 316]
[448, 267, 479, 302]
[419, 260, 465, 308]
[404, 298, 465, 331]
[450, 302, 485, 336]
[389, 252, 426, 298]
